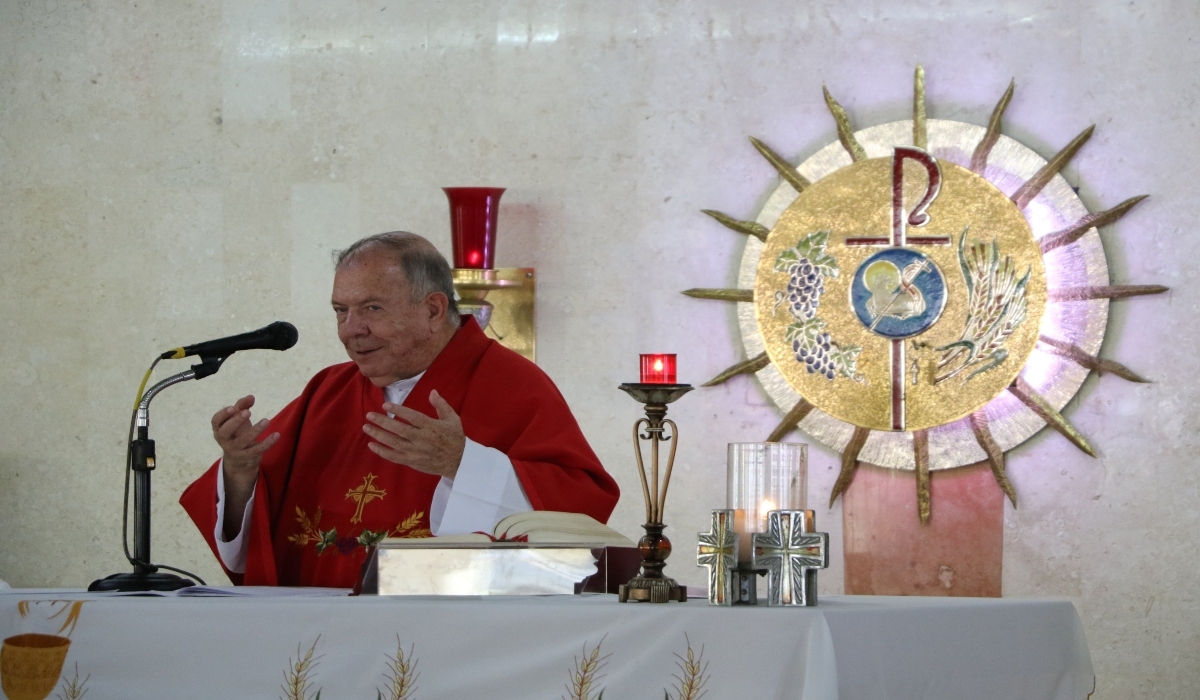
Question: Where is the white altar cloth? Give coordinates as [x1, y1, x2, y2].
[0, 591, 1091, 700]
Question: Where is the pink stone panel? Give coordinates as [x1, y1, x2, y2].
[843, 462, 1003, 597]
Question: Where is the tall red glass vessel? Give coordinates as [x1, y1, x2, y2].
[444, 187, 505, 269]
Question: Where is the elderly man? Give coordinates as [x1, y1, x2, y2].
[180, 232, 619, 587]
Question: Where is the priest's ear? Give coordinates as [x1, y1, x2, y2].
[422, 291, 452, 328]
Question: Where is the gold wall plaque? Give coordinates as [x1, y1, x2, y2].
[685, 67, 1166, 520]
[754, 156, 1046, 432]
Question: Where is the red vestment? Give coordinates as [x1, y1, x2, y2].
[180, 318, 619, 587]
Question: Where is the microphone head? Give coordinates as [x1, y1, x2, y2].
[269, 321, 299, 351]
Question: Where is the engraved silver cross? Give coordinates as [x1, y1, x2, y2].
[696, 509, 738, 606]
[751, 510, 829, 606]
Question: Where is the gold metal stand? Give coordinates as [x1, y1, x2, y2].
[452, 268, 536, 362]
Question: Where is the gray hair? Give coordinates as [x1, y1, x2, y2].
[334, 232, 460, 324]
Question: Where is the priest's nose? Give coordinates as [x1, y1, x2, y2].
[339, 311, 370, 338]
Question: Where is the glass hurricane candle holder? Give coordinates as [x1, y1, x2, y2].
[727, 442, 807, 565]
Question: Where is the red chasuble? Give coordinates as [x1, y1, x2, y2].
[180, 317, 619, 587]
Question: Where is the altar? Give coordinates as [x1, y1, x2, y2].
[0, 591, 1093, 700]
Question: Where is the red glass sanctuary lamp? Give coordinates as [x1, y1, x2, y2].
[639, 354, 676, 384]
[444, 187, 505, 269]
[444, 187, 507, 331]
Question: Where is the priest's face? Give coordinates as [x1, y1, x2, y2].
[332, 251, 453, 386]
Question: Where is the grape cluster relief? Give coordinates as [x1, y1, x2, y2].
[774, 231, 862, 381]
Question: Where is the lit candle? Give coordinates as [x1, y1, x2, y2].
[639, 354, 677, 384]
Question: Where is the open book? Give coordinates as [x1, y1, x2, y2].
[386, 511, 635, 548]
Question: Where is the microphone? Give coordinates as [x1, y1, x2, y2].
[160, 321, 299, 360]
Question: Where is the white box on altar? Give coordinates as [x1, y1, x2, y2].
[360, 541, 642, 596]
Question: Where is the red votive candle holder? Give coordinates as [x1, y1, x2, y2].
[640, 354, 677, 384]
[444, 187, 505, 269]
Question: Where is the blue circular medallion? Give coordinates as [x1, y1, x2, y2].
[850, 249, 946, 339]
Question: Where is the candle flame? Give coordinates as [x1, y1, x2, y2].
[654, 358, 664, 371]
[758, 498, 776, 529]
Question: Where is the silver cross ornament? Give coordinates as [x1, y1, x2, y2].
[751, 510, 829, 606]
[696, 509, 738, 606]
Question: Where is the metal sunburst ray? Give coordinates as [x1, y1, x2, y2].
[1039, 195, 1149, 253]
[749, 137, 811, 193]
[1011, 125, 1095, 210]
[913, 429, 932, 524]
[766, 397, 815, 442]
[970, 79, 1014, 174]
[969, 409, 1017, 507]
[703, 352, 771, 387]
[682, 288, 754, 302]
[822, 85, 867, 162]
[1048, 284, 1169, 301]
[912, 65, 927, 149]
[1009, 376, 1097, 457]
[828, 426, 871, 507]
[701, 209, 769, 241]
[1037, 335, 1149, 383]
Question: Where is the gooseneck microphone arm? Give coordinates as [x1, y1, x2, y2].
[128, 368, 200, 574]
[129, 353, 234, 572]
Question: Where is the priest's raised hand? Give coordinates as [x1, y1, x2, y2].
[364, 390, 466, 480]
[211, 394, 280, 541]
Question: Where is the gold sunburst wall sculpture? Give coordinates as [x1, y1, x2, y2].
[685, 66, 1168, 523]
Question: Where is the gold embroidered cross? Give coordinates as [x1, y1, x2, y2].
[346, 472, 387, 524]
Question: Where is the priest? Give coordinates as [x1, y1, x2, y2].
[180, 232, 620, 587]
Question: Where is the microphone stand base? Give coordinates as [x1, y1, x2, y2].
[88, 571, 195, 593]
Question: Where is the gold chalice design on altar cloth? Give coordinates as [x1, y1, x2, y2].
[1, 634, 71, 700]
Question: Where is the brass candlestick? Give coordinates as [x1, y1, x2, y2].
[617, 382, 692, 603]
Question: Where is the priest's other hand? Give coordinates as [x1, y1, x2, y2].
[365, 390, 466, 479]
[212, 395, 281, 482]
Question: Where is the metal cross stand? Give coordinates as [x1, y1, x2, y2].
[751, 510, 829, 606]
[617, 382, 692, 603]
[696, 509, 738, 606]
